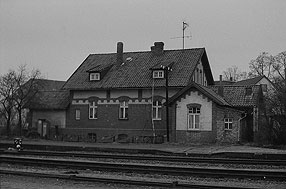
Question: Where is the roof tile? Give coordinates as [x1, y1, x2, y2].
[63, 48, 208, 89]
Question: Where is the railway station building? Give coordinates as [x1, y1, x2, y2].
[25, 42, 266, 144]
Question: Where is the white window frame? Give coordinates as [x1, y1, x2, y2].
[153, 70, 164, 79]
[75, 109, 80, 120]
[187, 107, 200, 130]
[90, 73, 100, 81]
[152, 101, 162, 120]
[89, 101, 98, 119]
[224, 118, 233, 130]
[119, 101, 128, 119]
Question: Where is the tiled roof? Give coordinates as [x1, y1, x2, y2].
[31, 79, 66, 91]
[234, 76, 264, 86]
[86, 64, 113, 73]
[214, 80, 235, 86]
[168, 82, 230, 106]
[24, 79, 69, 110]
[63, 48, 214, 90]
[150, 60, 175, 70]
[27, 90, 70, 110]
[211, 85, 261, 107]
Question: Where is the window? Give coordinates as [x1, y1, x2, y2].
[75, 109, 80, 120]
[119, 101, 128, 119]
[224, 118, 233, 130]
[152, 101, 162, 120]
[153, 70, 164, 78]
[188, 107, 200, 130]
[89, 101, 98, 119]
[90, 73, 100, 81]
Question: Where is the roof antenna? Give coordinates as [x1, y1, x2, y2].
[171, 21, 192, 49]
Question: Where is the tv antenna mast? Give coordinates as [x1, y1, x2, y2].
[171, 22, 192, 49]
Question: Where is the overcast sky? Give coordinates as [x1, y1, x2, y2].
[1, 0, 285, 81]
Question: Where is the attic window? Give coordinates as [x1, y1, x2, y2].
[90, 73, 100, 81]
[153, 70, 164, 79]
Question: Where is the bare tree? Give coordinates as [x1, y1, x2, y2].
[13, 65, 41, 136]
[250, 51, 286, 144]
[0, 65, 41, 137]
[0, 71, 18, 136]
[249, 52, 274, 78]
[222, 65, 248, 81]
[272, 51, 286, 82]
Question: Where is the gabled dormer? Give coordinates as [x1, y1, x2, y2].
[86, 64, 113, 82]
[150, 61, 174, 79]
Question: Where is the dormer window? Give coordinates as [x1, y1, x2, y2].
[153, 70, 164, 79]
[90, 73, 100, 81]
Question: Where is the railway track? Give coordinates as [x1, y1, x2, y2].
[0, 169, 256, 189]
[1, 149, 286, 165]
[1, 155, 285, 181]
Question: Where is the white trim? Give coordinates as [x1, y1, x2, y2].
[187, 107, 200, 130]
[152, 101, 162, 120]
[119, 101, 128, 119]
[90, 73, 100, 81]
[153, 70, 164, 78]
[89, 101, 98, 119]
[224, 118, 233, 130]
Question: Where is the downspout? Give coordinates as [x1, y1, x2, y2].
[238, 112, 247, 143]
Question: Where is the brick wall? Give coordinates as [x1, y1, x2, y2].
[170, 102, 242, 144]
[66, 101, 167, 141]
[214, 105, 241, 143]
[175, 130, 215, 143]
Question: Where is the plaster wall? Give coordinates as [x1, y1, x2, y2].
[32, 110, 66, 128]
[110, 89, 138, 98]
[73, 91, 106, 99]
[176, 91, 212, 131]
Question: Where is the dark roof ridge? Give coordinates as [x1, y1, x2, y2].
[239, 75, 264, 81]
[226, 84, 259, 87]
[234, 75, 265, 86]
[40, 89, 67, 92]
[34, 78, 65, 82]
[87, 47, 206, 56]
[212, 84, 259, 87]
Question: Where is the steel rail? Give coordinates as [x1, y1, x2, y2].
[0, 169, 257, 189]
[1, 149, 286, 166]
[1, 155, 285, 181]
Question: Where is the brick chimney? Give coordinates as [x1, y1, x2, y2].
[218, 75, 224, 97]
[117, 42, 123, 66]
[151, 42, 164, 55]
